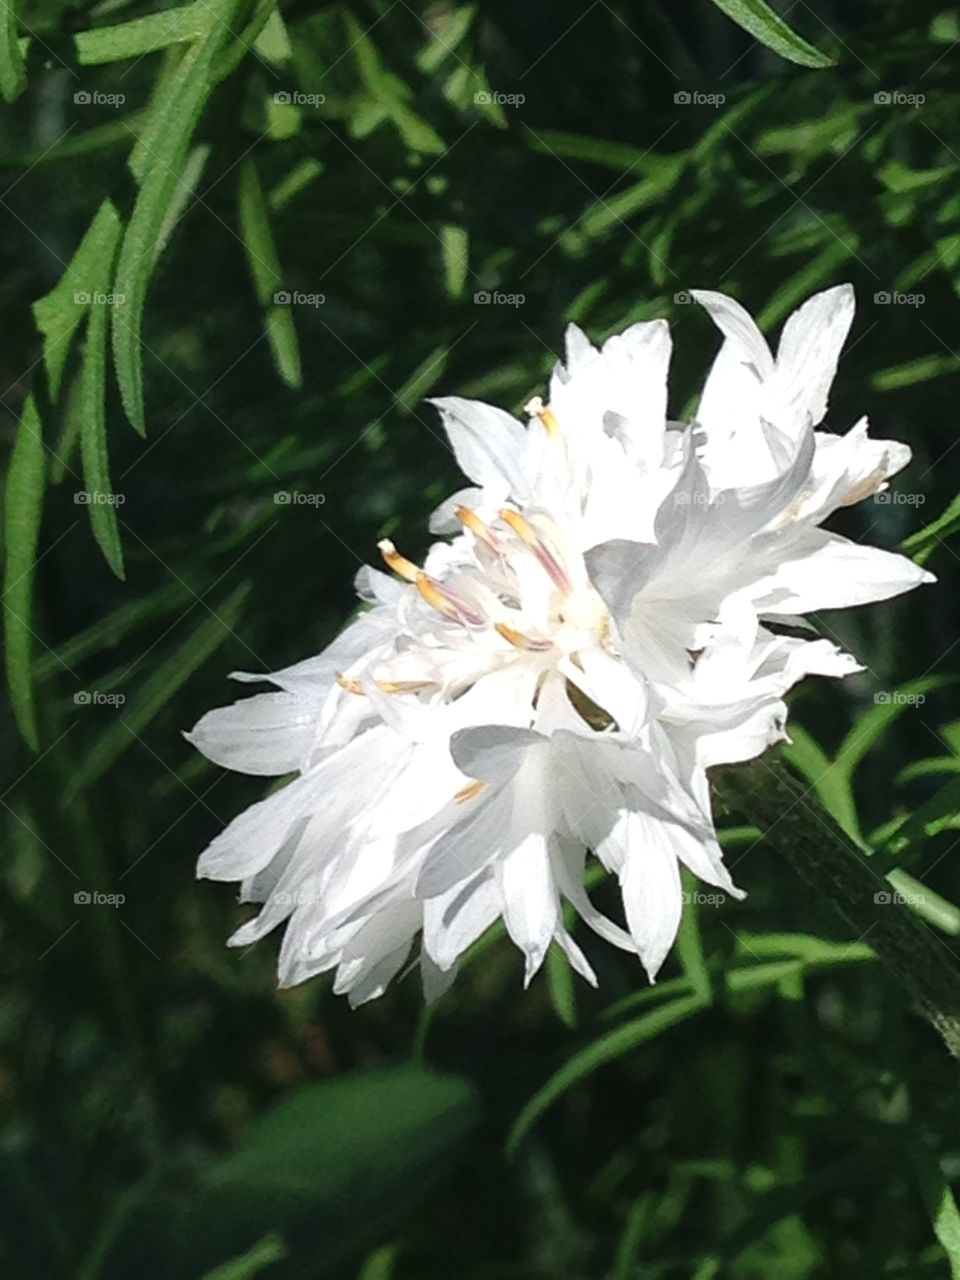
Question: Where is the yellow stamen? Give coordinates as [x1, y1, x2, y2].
[377, 538, 419, 582]
[377, 679, 432, 694]
[499, 507, 540, 549]
[338, 673, 432, 696]
[336, 673, 365, 695]
[498, 508, 571, 592]
[525, 395, 562, 439]
[495, 622, 550, 652]
[455, 779, 486, 804]
[455, 505, 499, 549]
[415, 572, 460, 621]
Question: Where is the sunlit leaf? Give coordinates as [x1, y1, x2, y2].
[4, 394, 46, 750]
[705, 0, 833, 68]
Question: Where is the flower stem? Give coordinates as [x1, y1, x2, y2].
[711, 752, 960, 1060]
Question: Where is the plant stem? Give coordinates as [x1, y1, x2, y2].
[711, 752, 960, 1060]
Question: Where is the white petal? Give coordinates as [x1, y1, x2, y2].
[773, 283, 854, 430]
[497, 832, 559, 984]
[185, 691, 314, 776]
[429, 396, 530, 499]
[753, 527, 935, 613]
[606, 813, 684, 980]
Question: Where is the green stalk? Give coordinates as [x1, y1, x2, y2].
[712, 752, 960, 1060]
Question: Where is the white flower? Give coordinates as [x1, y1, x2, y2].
[188, 284, 933, 1005]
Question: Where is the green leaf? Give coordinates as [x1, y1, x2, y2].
[705, 0, 833, 68]
[79, 283, 125, 579]
[440, 224, 469, 299]
[783, 721, 861, 842]
[269, 158, 324, 212]
[676, 877, 713, 1001]
[508, 995, 707, 1155]
[65, 582, 250, 796]
[345, 12, 444, 154]
[833, 677, 948, 790]
[872, 353, 960, 392]
[185, 1067, 478, 1274]
[112, 0, 244, 433]
[524, 130, 672, 173]
[32, 199, 123, 402]
[394, 344, 450, 413]
[33, 580, 192, 677]
[546, 943, 578, 1029]
[4, 394, 46, 750]
[237, 158, 302, 389]
[22, 1, 216, 67]
[201, 1235, 286, 1280]
[0, 0, 26, 102]
[155, 143, 210, 265]
[911, 1145, 960, 1280]
[903, 489, 960, 566]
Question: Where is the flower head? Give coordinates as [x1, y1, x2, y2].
[188, 284, 933, 1005]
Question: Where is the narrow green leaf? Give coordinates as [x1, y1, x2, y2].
[911, 1145, 960, 1280]
[32, 199, 123, 402]
[345, 11, 444, 154]
[4, 395, 46, 750]
[0, 0, 26, 102]
[394, 344, 450, 414]
[872, 353, 960, 392]
[66, 582, 250, 795]
[782, 720, 861, 842]
[268, 158, 324, 212]
[20, 2, 214, 67]
[201, 1235, 286, 1280]
[903, 489, 960, 566]
[112, 0, 243, 433]
[524, 130, 671, 173]
[155, 143, 210, 265]
[34, 580, 192, 677]
[507, 994, 707, 1155]
[546, 944, 578, 1029]
[237, 158, 301, 389]
[79, 289, 125, 578]
[833, 677, 948, 789]
[705, 0, 833, 68]
[356, 1245, 399, 1280]
[440, 224, 469, 299]
[676, 876, 713, 1001]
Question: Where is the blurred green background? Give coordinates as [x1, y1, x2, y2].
[4, 0, 960, 1275]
